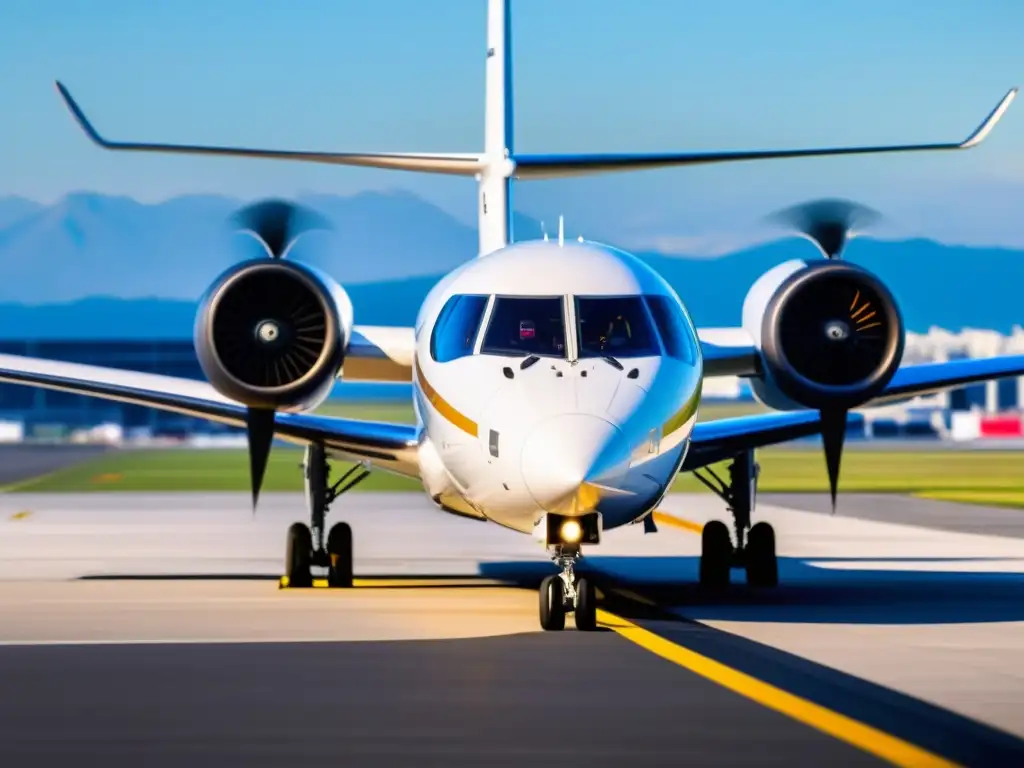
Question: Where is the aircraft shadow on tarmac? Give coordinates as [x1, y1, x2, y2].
[77, 554, 1024, 625]
[476, 557, 1024, 625]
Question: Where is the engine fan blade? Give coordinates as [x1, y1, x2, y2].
[819, 408, 848, 514]
[233, 199, 332, 259]
[245, 407, 277, 512]
[768, 198, 882, 259]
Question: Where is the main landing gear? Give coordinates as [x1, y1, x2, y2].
[283, 443, 369, 588]
[693, 449, 778, 589]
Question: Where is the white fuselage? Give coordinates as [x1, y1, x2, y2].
[409, 239, 704, 536]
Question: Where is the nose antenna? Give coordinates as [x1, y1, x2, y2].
[541, 220, 549, 242]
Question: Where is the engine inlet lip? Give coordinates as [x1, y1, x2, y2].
[761, 262, 904, 408]
[202, 260, 341, 397]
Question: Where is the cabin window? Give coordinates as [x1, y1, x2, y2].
[480, 296, 567, 358]
[429, 294, 489, 363]
[645, 294, 698, 365]
[575, 296, 660, 359]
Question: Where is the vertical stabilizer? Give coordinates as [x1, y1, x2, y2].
[478, 0, 514, 256]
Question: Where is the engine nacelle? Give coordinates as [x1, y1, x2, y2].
[194, 259, 354, 412]
[742, 259, 904, 411]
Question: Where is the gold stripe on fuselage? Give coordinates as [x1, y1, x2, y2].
[661, 385, 701, 437]
[415, 359, 479, 437]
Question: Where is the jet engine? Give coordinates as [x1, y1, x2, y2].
[743, 198, 904, 412]
[743, 258, 904, 412]
[742, 198, 907, 510]
[193, 199, 354, 510]
[195, 257, 352, 412]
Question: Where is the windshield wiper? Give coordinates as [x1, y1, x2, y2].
[601, 355, 623, 370]
[520, 355, 541, 370]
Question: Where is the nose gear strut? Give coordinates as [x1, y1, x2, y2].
[538, 543, 598, 632]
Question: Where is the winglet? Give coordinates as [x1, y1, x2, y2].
[54, 81, 110, 148]
[960, 88, 1018, 148]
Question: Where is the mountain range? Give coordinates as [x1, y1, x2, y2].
[1, 191, 1022, 338]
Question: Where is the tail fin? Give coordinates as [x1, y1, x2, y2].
[479, 0, 515, 256]
[55, 0, 1016, 261]
[485, 0, 514, 161]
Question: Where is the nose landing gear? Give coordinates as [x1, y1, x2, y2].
[693, 449, 778, 589]
[539, 546, 598, 631]
[282, 443, 368, 588]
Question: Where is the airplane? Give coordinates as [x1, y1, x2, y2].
[5, 0, 1023, 632]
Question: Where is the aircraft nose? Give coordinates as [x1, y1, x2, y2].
[521, 414, 631, 514]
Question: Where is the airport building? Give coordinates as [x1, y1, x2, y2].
[0, 339, 221, 438]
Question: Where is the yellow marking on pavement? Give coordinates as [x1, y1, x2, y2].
[279, 576, 509, 589]
[652, 511, 704, 534]
[9, 510, 32, 521]
[0, 467, 65, 493]
[915, 489, 1024, 508]
[596, 608, 957, 768]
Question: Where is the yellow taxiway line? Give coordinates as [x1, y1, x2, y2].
[652, 510, 704, 534]
[614, 510, 955, 765]
[278, 576, 511, 589]
[597, 608, 956, 767]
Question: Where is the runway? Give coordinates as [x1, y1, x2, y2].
[2, 491, 1024, 765]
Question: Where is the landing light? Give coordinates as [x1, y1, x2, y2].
[560, 519, 583, 544]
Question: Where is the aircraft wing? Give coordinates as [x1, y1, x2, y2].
[684, 354, 1024, 470]
[0, 353, 421, 477]
[345, 326, 415, 382]
[698, 328, 759, 377]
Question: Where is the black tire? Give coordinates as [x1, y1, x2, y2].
[326, 522, 354, 588]
[539, 575, 566, 631]
[573, 577, 597, 631]
[699, 520, 732, 588]
[285, 522, 313, 588]
[746, 521, 778, 588]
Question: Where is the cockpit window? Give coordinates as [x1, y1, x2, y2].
[430, 294, 489, 363]
[575, 296, 660, 359]
[645, 294, 697, 365]
[480, 296, 567, 358]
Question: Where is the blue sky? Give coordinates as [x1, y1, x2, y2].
[2, 0, 1024, 249]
